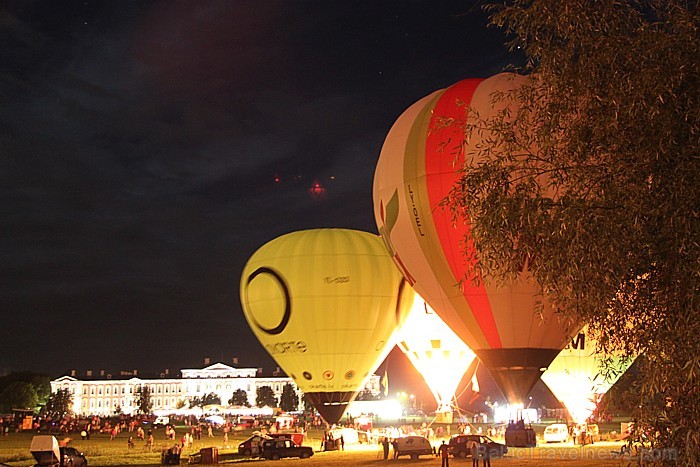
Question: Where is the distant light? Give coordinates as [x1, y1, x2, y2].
[308, 181, 326, 199]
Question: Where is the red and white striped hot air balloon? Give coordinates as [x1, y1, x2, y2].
[373, 73, 576, 404]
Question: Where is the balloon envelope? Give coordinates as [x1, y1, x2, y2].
[373, 73, 575, 403]
[541, 327, 636, 424]
[396, 294, 476, 413]
[240, 228, 412, 424]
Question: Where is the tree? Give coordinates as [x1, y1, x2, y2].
[202, 392, 220, 406]
[43, 388, 73, 417]
[134, 385, 153, 416]
[279, 384, 299, 412]
[444, 1, 698, 462]
[0, 372, 51, 411]
[301, 394, 316, 416]
[0, 382, 38, 412]
[255, 386, 277, 408]
[190, 392, 220, 408]
[228, 389, 250, 407]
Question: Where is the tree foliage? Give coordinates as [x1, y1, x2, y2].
[255, 386, 278, 408]
[191, 392, 220, 408]
[228, 389, 250, 407]
[444, 1, 698, 463]
[279, 383, 299, 412]
[0, 382, 38, 412]
[134, 385, 153, 415]
[0, 372, 50, 411]
[43, 388, 73, 417]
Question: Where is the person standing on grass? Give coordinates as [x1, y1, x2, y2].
[438, 441, 450, 467]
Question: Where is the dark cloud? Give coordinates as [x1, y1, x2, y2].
[0, 0, 519, 389]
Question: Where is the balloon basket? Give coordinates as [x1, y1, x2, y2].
[434, 411, 453, 424]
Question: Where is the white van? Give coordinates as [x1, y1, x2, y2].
[154, 416, 170, 427]
[393, 436, 435, 459]
[543, 423, 569, 443]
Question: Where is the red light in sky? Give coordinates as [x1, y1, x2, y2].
[308, 180, 326, 199]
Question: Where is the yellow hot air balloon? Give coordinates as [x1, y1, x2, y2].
[541, 327, 636, 425]
[240, 228, 412, 425]
[373, 73, 576, 404]
[396, 294, 476, 421]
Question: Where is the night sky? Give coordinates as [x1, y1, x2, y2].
[1, 0, 527, 405]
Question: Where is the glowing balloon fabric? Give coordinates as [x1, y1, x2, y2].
[396, 295, 476, 413]
[240, 228, 412, 424]
[373, 73, 575, 403]
[541, 328, 635, 424]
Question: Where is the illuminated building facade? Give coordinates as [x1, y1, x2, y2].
[51, 362, 381, 417]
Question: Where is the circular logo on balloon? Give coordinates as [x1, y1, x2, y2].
[344, 370, 355, 380]
[244, 267, 291, 335]
[303, 372, 312, 380]
[323, 370, 334, 380]
[375, 340, 385, 351]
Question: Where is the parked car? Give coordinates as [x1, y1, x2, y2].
[448, 434, 508, 458]
[238, 433, 271, 457]
[543, 423, 569, 443]
[260, 438, 313, 460]
[393, 436, 435, 460]
[60, 446, 88, 466]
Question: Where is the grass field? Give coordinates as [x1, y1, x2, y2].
[0, 424, 634, 466]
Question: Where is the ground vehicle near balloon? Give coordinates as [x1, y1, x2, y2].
[448, 434, 507, 458]
[30, 436, 88, 467]
[238, 433, 270, 457]
[259, 438, 313, 460]
[239, 432, 305, 457]
[505, 422, 537, 448]
[393, 436, 435, 459]
[543, 423, 570, 443]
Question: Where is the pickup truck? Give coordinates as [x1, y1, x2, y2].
[260, 438, 314, 460]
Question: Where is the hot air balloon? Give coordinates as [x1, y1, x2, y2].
[541, 327, 636, 425]
[396, 293, 476, 422]
[240, 228, 412, 425]
[373, 73, 576, 404]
